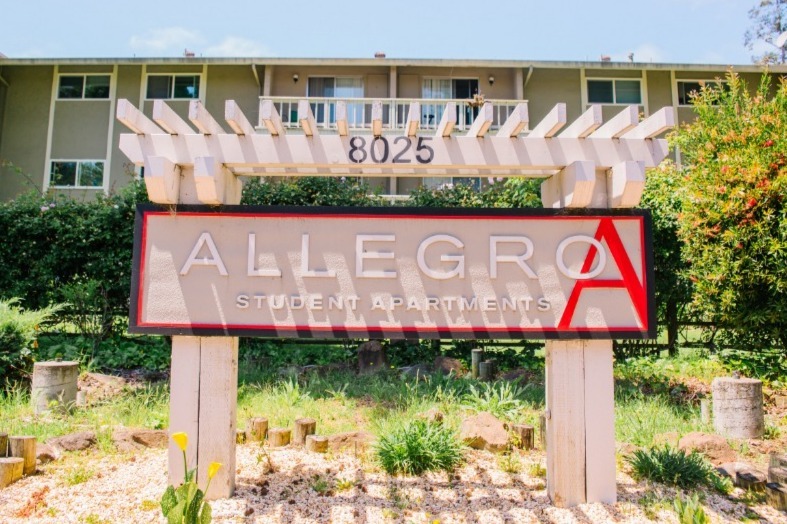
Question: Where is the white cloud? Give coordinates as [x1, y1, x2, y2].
[204, 37, 273, 57]
[129, 27, 203, 54]
[611, 44, 667, 64]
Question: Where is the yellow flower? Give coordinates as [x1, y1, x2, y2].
[171, 432, 188, 451]
[208, 462, 222, 479]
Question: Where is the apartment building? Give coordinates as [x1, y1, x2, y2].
[0, 56, 782, 200]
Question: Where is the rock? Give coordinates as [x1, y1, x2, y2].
[327, 431, 375, 452]
[358, 341, 386, 375]
[678, 432, 736, 466]
[417, 408, 444, 424]
[48, 431, 96, 452]
[112, 429, 168, 452]
[716, 461, 767, 490]
[433, 357, 463, 376]
[79, 373, 127, 402]
[652, 432, 680, 447]
[36, 443, 60, 464]
[399, 364, 430, 380]
[460, 412, 509, 452]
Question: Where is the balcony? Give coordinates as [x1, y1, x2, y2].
[259, 97, 525, 135]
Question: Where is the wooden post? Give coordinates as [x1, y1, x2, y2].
[766, 483, 787, 511]
[268, 428, 291, 447]
[510, 424, 534, 450]
[0, 457, 23, 487]
[246, 417, 268, 442]
[471, 348, 484, 379]
[305, 435, 328, 453]
[538, 414, 547, 450]
[700, 398, 711, 424]
[9, 436, 36, 476]
[479, 361, 495, 381]
[0, 433, 7, 457]
[293, 418, 317, 445]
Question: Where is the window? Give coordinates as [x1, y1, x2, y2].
[677, 80, 726, 106]
[422, 78, 480, 126]
[587, 79, 642, 104]
[146, 75, 200, 99]
[50, 161, 104, 188]
[307, 77, 364, 125]
[57, 75, 110, 99]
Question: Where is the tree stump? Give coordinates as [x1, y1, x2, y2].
[766, 483, 787, 511]
[712, 377, 764, 438]
[293, 418, 317, 445]
[510, 424, 534, 450]
[479, 361, 495, 381]
[246, 417, 268, 442]
[9, 436, 36, 476]
[268, 428, 291, 447]
[471, 349, 484, 379]
[539, 413, 547, 450]
[305, 435, 328, 453]
[0, 457, 24, 488]
[0, 433, 7, 457]
[769, 454, 787, 484]
[700, 398, 711, 424]
[357, 340, 386, 375]
[31, 361, 79, 414]
[236, 429, 246, 444]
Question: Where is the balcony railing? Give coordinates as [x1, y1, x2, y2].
[260, 97, 525, 134]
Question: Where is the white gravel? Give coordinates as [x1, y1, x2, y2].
[0, 445, 784, 523]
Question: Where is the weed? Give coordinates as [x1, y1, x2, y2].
[708, 472, 733, 495]
[528, 462, 546, 478]
[461, 381, 529, 419]
[376, 419, 464, 475]
[64, 466, 94, 486]
[311, 474, 331, 494]
[81, 514, 111, 524]
[627, 446, 723, 491]
[764, 424, 781, 440]
[498, 451, 523, 474]
[140, 499, 159, 511]
[335, 477, 356, 492]
[673, 492, 709, 524]
[615, 395, 701, 447]
[255, 445, 276, 473]
[638, 492, 671, 520]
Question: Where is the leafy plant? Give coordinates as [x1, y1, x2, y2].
[627, 445, 726, 492]
[461, 381, 528, 419]
[375, 419, 464, 475]
[160, 432, 221, 524]
[0, 298, 61, 383]
[673, 492, 709, 524]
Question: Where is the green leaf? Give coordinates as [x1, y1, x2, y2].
[199, 501, 212, 524]
[160, 485, 178, 517]
[185, 488, 205, 524]
[167, 500, 186, 524]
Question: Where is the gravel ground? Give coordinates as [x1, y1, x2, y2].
[0, 445, 785, 523]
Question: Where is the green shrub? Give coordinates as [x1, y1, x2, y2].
[673, 493, 709, 524]
[461, 381, 529, 420]
[627, 445, 725, 491]
[376, 419, 464, 475]
[0, 298, 61, 383]
[241, 176, 384, 207]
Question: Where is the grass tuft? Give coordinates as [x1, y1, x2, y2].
[626, 445, 726, 492]
[376, 419, 464, 475]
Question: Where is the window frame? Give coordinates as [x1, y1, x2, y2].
[305, 76, 365, 98]
[56, 74, 111, 100]
[676, 79, 727, 107]
[49, 159, 106, 189]
[586, 78, 643, 105]
[144, 74, 202, 100]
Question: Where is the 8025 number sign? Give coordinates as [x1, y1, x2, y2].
[348, 136, 434, 164]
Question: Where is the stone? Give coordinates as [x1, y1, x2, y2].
[358, 341, 386, 375]
[48, 431, 96, 452]
[678, 432, 736, 466]
[712, 377, 764, 439]
[417, 408, 444, 424]
[433, 356, 463, 376]
[327, 431, 375, 452]
[36, 443, 60, 464]
[716, 461, 767, 490]
[460, 412, 509, 453]
[773, 395, 787, 410]
[111, 429, 167, 452]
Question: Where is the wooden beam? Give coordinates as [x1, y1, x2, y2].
[583, 341, 616, 504]
[621, 107, 675, 139]
[590, 105, 638, 139]
[194, 156, 241, 205]
[435, 102, 457, 137]
[259, 100, 285, 136]
[188, 100, 224, 135]
[372, 100, 383, 137]
[224, 100, 255, 136]
[143, 155, 180, 204]
[467, 102, 493, 138]
[405, 102, 420, 137]
[336, 101, 349, 136]
[608, 160, 645, 208]
[116, 99, 164, 135]
[496, 102, 529, 137]
[152, 100, 194, 135]
[168, 337, 201, 486]
[529, 103, 567, 138]
[559, 105, 602, 138]
[540, 160, 596, 208]
[297, 100, 318, 137]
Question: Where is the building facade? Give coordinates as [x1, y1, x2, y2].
[0, 56, 783, 201]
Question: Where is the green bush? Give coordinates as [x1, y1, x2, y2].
[376, 419, 464, 475]
[241, 176, 384, 207]
[0, 298, 61, 383]
[627, 445, 726, 491]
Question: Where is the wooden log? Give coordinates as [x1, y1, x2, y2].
[246, 417, 268, 442]
[268, 428, 291, 447]
[471, 349, 484, 379]
[510, 424, 534, 450]
[766, 483, 787, 511]
[736, 469, 767, 492]
[768, 466, 787, 485]
[305, 435, 328, 453]
[236, 429, 246, 444]
[479, 361, 495, 381]
[0, 457, 24, 488]
[700, 398, 711, 424]
[0, 433, 7, 457]
[539, 413, 547, 450]
[293, 418, 316, 445]
[9, 436, 36, 476]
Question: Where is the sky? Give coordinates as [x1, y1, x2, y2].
[0, 0, 773, 65]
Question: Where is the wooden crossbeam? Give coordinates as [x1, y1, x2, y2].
[117, 99, 164, 135]
[541, 160, 596, 208]
[189, 100, 224, 135]
[259, 100, 285, 136]
[496, 102, 529, 137]
[621, 107, 675, 139]
[336, 101, 349, 136]
[560, 105, 602, 138]
[143, 155, 180, 203]
[194, 156, 241, 205]
[405, 102, 420, 137]
[467, 102, 493, 138]
[372, 101, 383, 137]
[298, 100, 318, 137]
[608, 160, 645, 208]
[435, 102, 457, 137]
[224, 100, 255, 136]
[152, 100, 194, 135]
[529, 103, 567, 138]
[590, 106, 638, 139]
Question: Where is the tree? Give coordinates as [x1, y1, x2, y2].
[744, 0, 787, 64]
[669, 73, 787, 350]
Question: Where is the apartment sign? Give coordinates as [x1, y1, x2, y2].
[130, 205, 655, 339]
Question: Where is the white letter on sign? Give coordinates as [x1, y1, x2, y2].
[356, 234, 397, 278]
[556, 235, 606, 280]
[417, 234, 465, 280]
[301, 233, 336, 278]
[247, 233, 282, 277]
[180, 232, 228, 276]
[490, 236, 537, 279]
